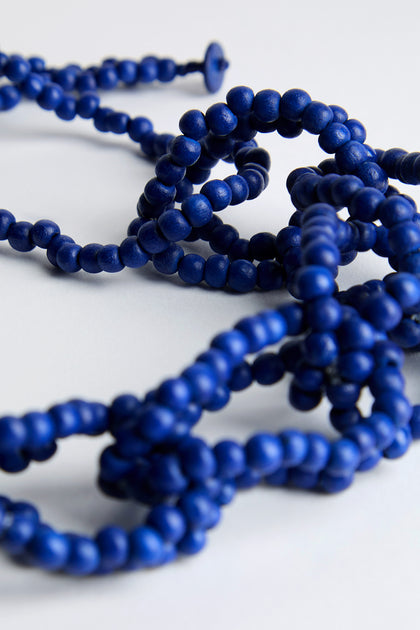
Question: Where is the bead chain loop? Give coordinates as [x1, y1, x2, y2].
[0, 44, 419, 575]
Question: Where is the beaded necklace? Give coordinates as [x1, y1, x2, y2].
[0, 43, 419, 575]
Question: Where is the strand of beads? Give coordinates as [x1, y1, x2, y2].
[1, 45, 420, 574]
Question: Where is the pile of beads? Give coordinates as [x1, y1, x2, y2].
[1, 42, 420, 576]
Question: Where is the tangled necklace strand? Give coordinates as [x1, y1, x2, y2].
[0, 43, 419, 575]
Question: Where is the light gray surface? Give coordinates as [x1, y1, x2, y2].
[1, 0, 420, 628]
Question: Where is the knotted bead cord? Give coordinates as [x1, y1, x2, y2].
[0, 44, 419, 575]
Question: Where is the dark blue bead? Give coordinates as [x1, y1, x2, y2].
[319, 123, 351, 153]
[253, 89, 280, 123]
[170, 136, 201, 166]
[119, 237, 149, 268]
[206, 103, 237, 136]
[116, 60, 138, 84]
[181, 194, 212, 227]
[153, 243, 183, 274]
[0, 210, 15, 239]
[8, 221, 34, 252]
[179, 110, 208, 140]
[76, 92, 99, 118]
[37, 83, 63, 110]
[96, 65, 118, 89]
[280, 89, 311, 121]
[79, 243, 102, 273]
[226, 86, 254, 116]
[137, 57, 159, 83]
[55, 243, 81, 272]
[302, 101, 333, 134]
[178, 254, 205, 284]
[27, 528, 70, 570]
[345, 119, 366, 143]
[228, 260, 257, 293]
[201, 180, 232, 211]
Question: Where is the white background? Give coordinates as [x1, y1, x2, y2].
[1, 0, 420, 628]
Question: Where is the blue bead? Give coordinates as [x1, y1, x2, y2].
[196, 348, 232, 383]
[96, 65, 118, 89]
[27, 528, 70, 570]
[330, 105, 348, 123]
[137, 222, 169, 254]
[31, 220, 60, 248]
[177, 490, 216, 530]
[361, 293, 402, 331]
[245, 433, 283, 474]
[77, 243, 101, 273]
[204, 254, 229, 288]
[178, 253, 205, 284]
[157, 58, 177, 82]
[228, 259, 257, 293]
[156, 378, 192, 412]
[364, 412, 396, 449]
[280, 430, 308, 467]
[146, 506, 186, 544]
[206, 103, 237, 136]
[338, 351, 374, 382]
[158, 209, 192, 242]
[228, 362, 252, 391]
[37, 83, 64, 110]
[280, 89, 311, 121]
[345, 119, 366, 142]
[299, 433, 330, 473]
[210, 224, 239, 254]
[252, 352, 285, 385]
[7, 221, 34, 252]
[76, 92, 99, 118]
[177, 529, 206, 555]
[319, 123, 351, 153]
[5, 55, 30, 82]
[383, 426, 412, 459]
[144, 178, 176, 206]
[257, 260, 283, 290]
[253, 89, 281, 123]
[137, 58, 158, 83]
[201, 180, 232, 211]
[96, 526, 129, 571]
[56, 243, 82, 272]
[65, 535, 100, 575]
[326, 438, 360, 476]
[373, 392, 412, 427]
[289, 383, 322, 411]
[292, 266, 335, 300]
[21, 73, 44, 99]
[304, 331, 338, 367]
[302, 101, 333, 133]
[49, 403, 82, 438]
[181, 194, 213, 227]
[119, 237, 149, 268]
[0, 209, 15, 239]
[321, 471, 354, 493]
[129, 526, 164, 568]
[135, 404, 175, 442]
[116, 60, 138, 84]
[0, 416, 27, 451]
[224, 174, 249, 204]
[170, 136, 201, 166]
[182, 363, 218, 405]
[211, 330, 249, 365]
[226, 86, 254, 116]
[239, 168, 265, 199]
[128, 116, 153, 142]
[22, 412, 55, 450]
[153, 243, 183, 274]
[179, 109, 207, 140]
[105, 111, 129, 134]
[355, 162, 388, 192]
